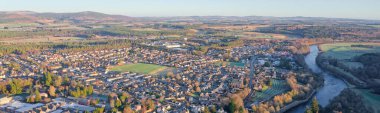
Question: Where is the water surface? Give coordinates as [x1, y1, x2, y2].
[287, 45, 348, 113]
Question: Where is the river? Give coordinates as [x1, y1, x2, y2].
[287, 45, 348, 113]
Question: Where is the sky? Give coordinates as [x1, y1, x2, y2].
[0, 0, 380, 20]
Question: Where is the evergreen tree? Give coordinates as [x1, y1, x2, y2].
[87, 85, 94, 95]
[115, 99, 122, 108]
[111, 108, 118, 113]
[120, 92, 129, 103]
[9, 82, 17, 94]
[203, 107, 211, 113]
[93, 107, 105, 113]
[264, 62, 271, 67]
[35, 89, 41, 102]
[44, 72, 53, 86]
[305, 106, 313, 113]
[28, 85, 33, 94]
[311, 97, 319, 113]
[27, 96, 35, 103]
[9, 79, 23, 94]
[210, 106, 217, 113]
[82, 86, 88, 97]
[63, 76, 70, 85]
[228, 101, 236, 113]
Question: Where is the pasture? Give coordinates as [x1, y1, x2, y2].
[241, 32, 291, 39]
[368, 25, 380, 28]
[0, 23, 39, 28]
[340, 61, 363, 69]
[131, 28, 161, 31]
[252, 79, 289, 102]
[254, 35, 275, 39]
[353, 89, 380, 112]
[319, 43, 380, 85]
[202, 24, 269, 31]
[320, 43, 380, 60]
[110, 63, 168, 75]
[0, 37, 85, 43]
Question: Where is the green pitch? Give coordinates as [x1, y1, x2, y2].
[214, 61, 245, 67]
[110, 63, 168, 74]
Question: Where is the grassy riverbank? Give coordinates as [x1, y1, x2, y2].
[317, 43, 380, 112]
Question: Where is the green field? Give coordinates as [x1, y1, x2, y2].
[341, 61, 364, 69]
[215, 61, 245, 67]
[320, 43, 380, 60]
[320, 43, 380, 111]
[353, 89, 380, 112]
[254, 35, 275, 39]
[0, 23, 39, 28]
[252, 79, 289, 102]
[368, 25, 380, 28]
[110, 63, 168, 74]
[320, 43, 380, 86]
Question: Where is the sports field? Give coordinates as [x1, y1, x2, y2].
[214, 61, 245, 67]
[252, 79, 289, 102]
[320, 43, 380, 60]
[110, 63, 168, 74]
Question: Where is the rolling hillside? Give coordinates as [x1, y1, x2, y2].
[0, 11, 132, 23]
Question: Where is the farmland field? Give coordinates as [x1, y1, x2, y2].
[320, 43, 380, 60]
[252, 79, 290, 102]
[131, 28, 161, 31]
[0, 37, 85, 43]
[319, 43, 380, 85]
[0, 23, 39, 28]
[353, 89, 380, 112]
[202, 25, 269, 31]
[340, 61, 363, 69]
[110, 63, 168, 74]
[368, 25, 380, 28]
[241, 32, 289, 39]
[254, 35, 275, 39]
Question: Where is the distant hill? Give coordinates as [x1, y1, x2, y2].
[35, 11, 132, 22]
[0, 11, 132, 23]
[1, 11, 379, 26]
[0, 11, 43, 23]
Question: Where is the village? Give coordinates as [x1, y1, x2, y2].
[0, 39, 314, 113]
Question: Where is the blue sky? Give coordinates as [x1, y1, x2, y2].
[0, 0, 380, 20]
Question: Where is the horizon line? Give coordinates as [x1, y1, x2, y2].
[2, 10, 380, 21]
